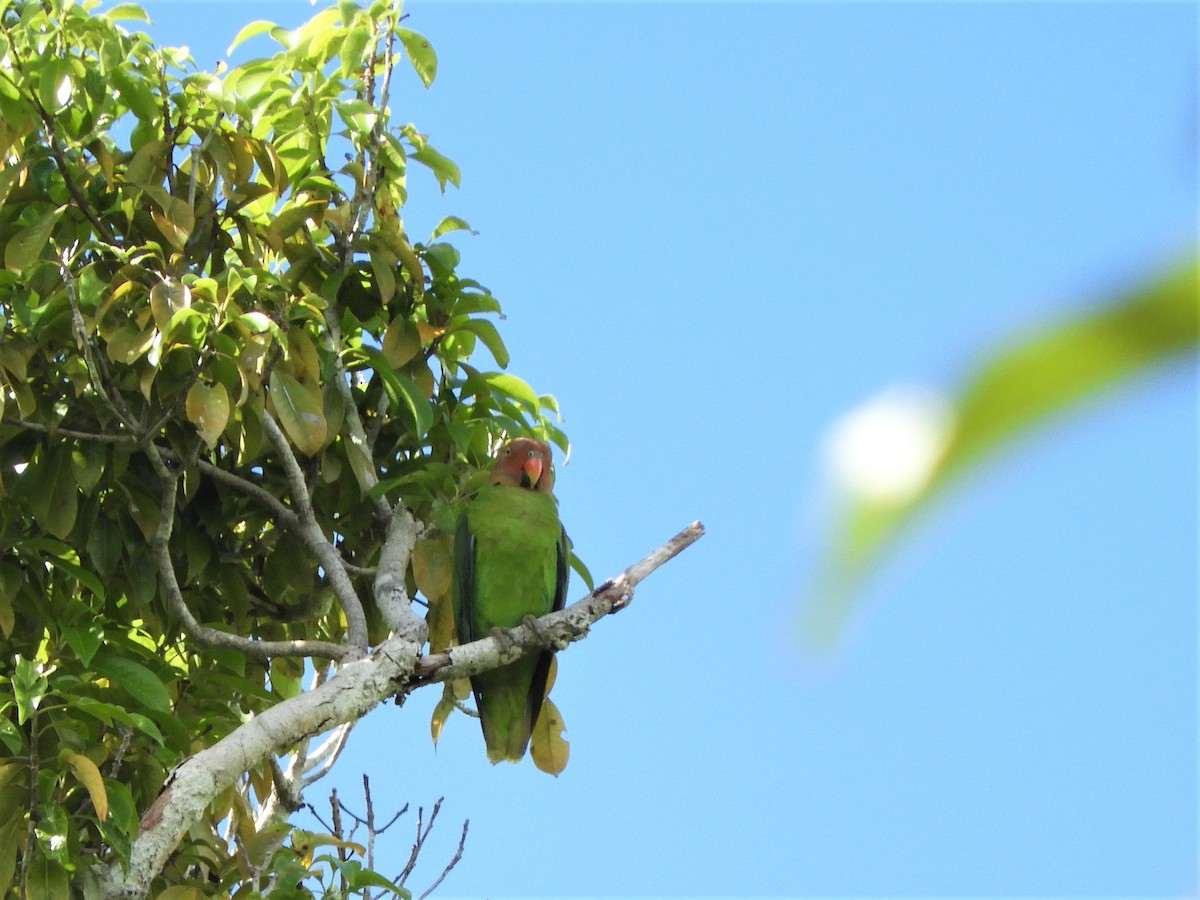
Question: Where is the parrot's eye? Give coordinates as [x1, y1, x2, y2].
[527, 450, 535, 458]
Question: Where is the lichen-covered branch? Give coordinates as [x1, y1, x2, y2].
[414, 520, 706, 682]
[98, 520, 703, 899]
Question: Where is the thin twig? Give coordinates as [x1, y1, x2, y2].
[302, 722, 355, 785]
[419, 819, 468, 900]
[453, 700, 478, 719]
[3, 418, 137, 444]
[397, 798, 442, 887]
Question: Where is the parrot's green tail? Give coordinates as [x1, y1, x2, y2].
[473, 657, 544, 764]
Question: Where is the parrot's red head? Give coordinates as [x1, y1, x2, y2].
[490, 438, 554, 494]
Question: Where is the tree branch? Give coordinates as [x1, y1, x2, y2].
[261, 412, 370, 653]
[413, 520, 706, 682]
[143, 444, 352, 663]
[97, 520, 703, 899]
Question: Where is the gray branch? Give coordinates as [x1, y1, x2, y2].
[144, 445, 351, 663]
[414, 521, 706, 683]
[96, 520, 703, 900]
[261, 412, 370, 653]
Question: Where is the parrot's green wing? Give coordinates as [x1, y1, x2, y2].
[525, 526, 569, 736]
[452, 484, 568, 763]
[453, 510, 477, 647]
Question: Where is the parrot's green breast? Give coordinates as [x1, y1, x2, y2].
[463, 485, 562, 629]
[454, 483, 568, 763]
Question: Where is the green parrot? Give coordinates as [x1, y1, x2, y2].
[453, 437, 569, 763]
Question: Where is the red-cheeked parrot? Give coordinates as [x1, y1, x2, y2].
[453, 438, 569, 763]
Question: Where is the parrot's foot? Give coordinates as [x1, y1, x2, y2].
[521, 612, 549, 641]
[488, 625, 515, 655]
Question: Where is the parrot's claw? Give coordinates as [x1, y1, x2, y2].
[521, 612, 550, 642]
[488, 625, 515, 655]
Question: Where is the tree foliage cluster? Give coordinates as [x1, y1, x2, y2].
[0, 0, 574, 895]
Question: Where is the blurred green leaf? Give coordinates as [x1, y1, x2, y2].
[809, 257, 1199, 641]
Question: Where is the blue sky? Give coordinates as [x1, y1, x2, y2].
[141, 2, 1196, 896]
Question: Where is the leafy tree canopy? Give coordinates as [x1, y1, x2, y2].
[0, 0, 614, 896]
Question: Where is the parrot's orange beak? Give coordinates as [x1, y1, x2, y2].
[523, 456, 543, 489]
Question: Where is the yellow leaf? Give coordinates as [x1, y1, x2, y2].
[414, 536, 456, 652]
[146, 191, 194, 250]
[412, 536, 452, 602]
[382, 317, 421, 368]
[343, 438, 376, 492]
[186, 381, 231, 447]
[0, 591, 12, 637]
[430, 685, 455, 748]
[415, 321, 446, 346]
[410, 360, 435, 398]
[530, 697, 569, 776]
[0, 343, 28, 383]
[149, 279, 191, 331]
[268, 369, 326, 456]
[426, 593, 456, 655]
[105, 322, 155, 365]
[393, 233, 425, 296]
[60, 751, 108, 820]
[452, 678, 471, 702]
[282, 328, 321, 387]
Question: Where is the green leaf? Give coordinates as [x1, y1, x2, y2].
[26, 446, 78, 540]
[105, 322, 155, 364]
[339, 23, 372, 79]
[0, 165, 25, 212]
[102, 3, 151, 22]
[430, 215, 476, 240]
[11, 657, 46, 726]
[62, 621, 104, 666]
[396, 27, 437, 87]
[46, 554, 105, 602]
[226, 19, 279, 56]
[4, 205, 66, 273]
[236, 311, 283, 340]
[349, 866, 410, 896]
[809, 257, 1200, 640]
[411, 144, 460, 191]
[37, 58, 73, 115]
[93, 656, 172, 713]
[484, 372, 538, 411]
[361, 349, 434, 439]
[23, 853, 68, 900]
[458, 318, 509, 368]
[269, 369, 327, 456]
[70, 697, 164, 744]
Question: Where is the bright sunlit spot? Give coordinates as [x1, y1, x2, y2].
[824, 385, 954, 504]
